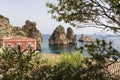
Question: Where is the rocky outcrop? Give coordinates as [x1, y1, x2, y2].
[22, 20, 42, 50]
[13, 27, 26, 37]
[67, 27, 76, 44]
[49, 25, 68, 45]
[49, 26, 76, 45]
[0, 15, 12, 38]
[13, 20, 42, 50]
[79, 34, 94, 42]
[0, 14, 42, 50]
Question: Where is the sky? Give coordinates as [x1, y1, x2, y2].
[0, 0, 106, 35]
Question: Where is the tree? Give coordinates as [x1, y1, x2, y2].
[46, 0, 120, 33]
[46, 0, 120, 79]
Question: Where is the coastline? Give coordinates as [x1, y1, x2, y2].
[41, 53, 59, 61]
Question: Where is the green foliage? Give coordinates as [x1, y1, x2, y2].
[31, 60, 84, 80]
[31, 40, 119, 80]
[85, 39, 120, 62]
[46, 0, 120, 32]
[31, 52, 86, 80]
[0, 40, 119, 80]
[83, 39, 120, 79]
[105, 0, 120, 15]
[0, 46, 40, 80]
[59, 52, 86, 67]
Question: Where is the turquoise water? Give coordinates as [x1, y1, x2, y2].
[41, 34, 120, 54]
[41, 34, 82, 54]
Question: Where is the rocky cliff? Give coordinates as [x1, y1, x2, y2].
[0, 14, 42, 50]
[49, 25, 76, 45]
[12, 27, 26, 37]
[0, 15, 12, 38]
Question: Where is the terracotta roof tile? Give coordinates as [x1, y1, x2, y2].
[3, 37, 36, 42]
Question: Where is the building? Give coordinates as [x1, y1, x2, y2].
[3, 36, 36, 50]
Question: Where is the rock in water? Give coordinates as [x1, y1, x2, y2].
[49, 25, 68, 45]
[79, 34, 94, 42]
[49, 26, 77, 45]
[79, 34, 85, 42]
[67, 27, 76, 44]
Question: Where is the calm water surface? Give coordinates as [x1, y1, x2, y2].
[41, 34, 120, 55]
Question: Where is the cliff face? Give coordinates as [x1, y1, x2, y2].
[49, 25, 76, 45]
[0, 15, 42, 50]
[13, 27, 26, 37]
[0, 15, 12, 38]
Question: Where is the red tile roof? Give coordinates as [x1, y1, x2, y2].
[3, 36, 36, 42]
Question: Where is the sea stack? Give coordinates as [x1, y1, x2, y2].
[49, 25, 68, 45]
[79, 34, 94, 42]
[67, 27, 77, 44]
[49, 25, 76, 45]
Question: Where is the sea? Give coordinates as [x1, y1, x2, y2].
[41, 34, 120, 55]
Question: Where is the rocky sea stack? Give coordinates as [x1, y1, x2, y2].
[67, 27, 76, 44]
[79, 34, 94, 42]
[49, 25, 76, 45]
[0, 14, 42, 50]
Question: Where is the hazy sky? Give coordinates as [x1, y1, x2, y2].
[0, 0, 104, 34]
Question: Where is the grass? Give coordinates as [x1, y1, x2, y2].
[38, 51, 86, 67]
[59, 51, 86, 67]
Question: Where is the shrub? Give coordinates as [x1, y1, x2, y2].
[59, 52, 86, 67]
[31, 52, 87, 80]
[31, 40, 119, 80]
[0, 46, 40, 80]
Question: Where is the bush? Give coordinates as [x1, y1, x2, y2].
[0, 47, 40, 80]
[59, 52, 86, 67]
[31, 40, 119, 80]
[31, 61, 85, 80]
[31, 52, 87, 80]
